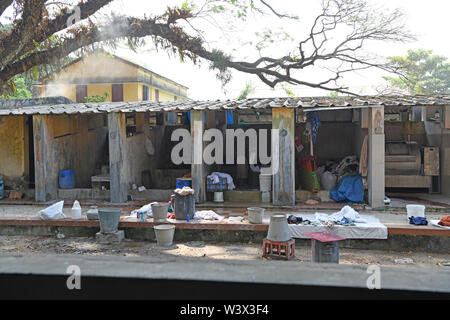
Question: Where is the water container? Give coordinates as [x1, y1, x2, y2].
[71, 200, 82, 219]
[173, 194, 195, 220]
[259, 174, 272, 192]
[98, 208, 122, 233]
[0, 177, 4, 200]
[406, 204, 425, 221]
[59, 170, 75, 189]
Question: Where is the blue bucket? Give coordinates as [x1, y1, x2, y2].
[59, 170, 75, 189]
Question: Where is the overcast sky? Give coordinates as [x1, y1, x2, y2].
[3, 0, 450, 99]
[110, 0, 450, 100]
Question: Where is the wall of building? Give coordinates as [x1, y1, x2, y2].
[0, 116, 29, 189]
[41, 114, 108, 190]
[87, 84, 112, 101]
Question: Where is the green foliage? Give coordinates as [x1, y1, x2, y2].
[236, 81, 254, 100]
[209, 49, 233, 85]
[0, 75, 32, 99]
[328, 91, 339, 98]
[84, 92, 109, 103]
[384, 49, 450, 94]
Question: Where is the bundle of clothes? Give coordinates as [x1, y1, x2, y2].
[316, 155, 364, 204]
[287, 205, 363, 227]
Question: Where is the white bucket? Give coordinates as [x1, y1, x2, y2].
[154, 225, 175, 246]
[214, 192, 224, 202]
[406, 204, 425, 220]
[259, 174, 272, 192]
[247, 207, 264, 224]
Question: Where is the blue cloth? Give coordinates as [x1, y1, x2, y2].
[308, 111, 321, 144]
[409, 216, 428, 225]
[330, 173, 364, 204]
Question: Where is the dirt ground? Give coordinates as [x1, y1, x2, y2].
[0, 235, 448, 268]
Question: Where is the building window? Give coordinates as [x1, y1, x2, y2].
[126, 114, 137, 137]
[76, 85, 87, 103]
[143, 85, 149, 101]
[155, 89, 159, 102]
[112, 84, 123, 102]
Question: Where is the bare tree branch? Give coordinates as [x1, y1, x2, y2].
[0, 0, 415, 96]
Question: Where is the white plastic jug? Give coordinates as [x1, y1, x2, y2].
[71, 200, 82, 219]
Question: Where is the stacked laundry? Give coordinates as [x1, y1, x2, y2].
[207, 172, 236, 190]
[317, 155, 359, 190]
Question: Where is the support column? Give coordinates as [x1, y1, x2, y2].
[272, 107, 295, 206]
[368, 106, 385, 209]
[190, 110, 206, 203]
[33, 115, 58, 202]
[108, 113, 130, 203]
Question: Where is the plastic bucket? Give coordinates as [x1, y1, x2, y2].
[151, 202, 169, 222]
[214, 191, 224, 202]
[173, 193, 195, 220]
[247, 207, 264, 224]
[154, 225, 175, 246]
[406, 204, 425, 220]
[259, 174, 272, 192]
[59, 170, 75, 189]
[98, 208, 122, 233]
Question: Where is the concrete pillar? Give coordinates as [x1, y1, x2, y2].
[272, 107, 295, 206]
[368, 106, 385, 209]
[108, 113, 130, 203]
[190, 110, 206, 203]
[33, 115, 58, 202]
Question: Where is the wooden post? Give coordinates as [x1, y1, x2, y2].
[443, 106, 450, 129]
[33, 115, 58, 202]
[272, 107, 295, 206]
[190, 110, 206, 203]
[108, 113, 130, 203]
[368, 106, 385, 209]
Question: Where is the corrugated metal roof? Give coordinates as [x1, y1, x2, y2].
[0, 95, 449, 116]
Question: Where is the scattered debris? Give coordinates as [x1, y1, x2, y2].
[56, 233, 65, 239]
[394, 258, 414, 264]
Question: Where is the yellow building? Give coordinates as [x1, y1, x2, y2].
[36, 52, 188, 103]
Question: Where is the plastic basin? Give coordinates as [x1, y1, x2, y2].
[154, 225, 175, 246]
[98, 208, 122, 233]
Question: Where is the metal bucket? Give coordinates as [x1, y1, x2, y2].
[98, 208, 122, 234]
[267, 214, 290, 241]
[247, 207, 264, 224]
[151, 202, 169, 222]
[173, 193, 195, 220]
[311, 240, 339, 263]
[154, 225, 175, 246]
